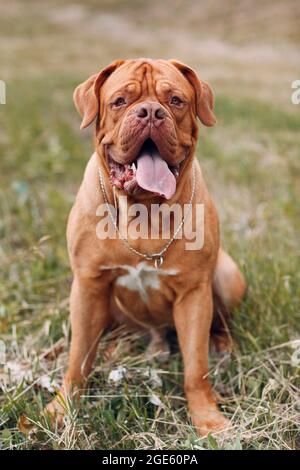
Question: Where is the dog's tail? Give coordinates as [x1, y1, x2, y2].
[211, 249, 247, 351]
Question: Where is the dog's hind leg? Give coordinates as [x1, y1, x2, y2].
[211, 248, 246, 353]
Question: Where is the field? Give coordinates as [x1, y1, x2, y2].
[0, 0, 299, 450]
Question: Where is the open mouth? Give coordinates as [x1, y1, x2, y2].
[108, 138, 180, 199]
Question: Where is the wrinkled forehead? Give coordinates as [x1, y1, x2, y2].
[101, 59, 194, 100]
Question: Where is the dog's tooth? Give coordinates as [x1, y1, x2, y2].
[132, 162, 136, 172]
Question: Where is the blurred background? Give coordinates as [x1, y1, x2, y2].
[0, 0, 299, 450]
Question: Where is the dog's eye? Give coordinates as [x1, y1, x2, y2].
[170, 96, 183, 106]
[112, 97, 126, 108]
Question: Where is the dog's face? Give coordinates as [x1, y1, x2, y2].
[74, 59, 216, 199]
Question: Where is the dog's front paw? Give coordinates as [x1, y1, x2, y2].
[44, 395, 67, 427]
[44, 386, 78, 427]
[192, 406, 230, 437]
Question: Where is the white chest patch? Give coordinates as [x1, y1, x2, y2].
[102, 262, 178, 303]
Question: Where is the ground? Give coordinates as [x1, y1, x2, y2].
[0, 0, 300, 450]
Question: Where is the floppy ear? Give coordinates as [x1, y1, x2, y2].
[73, 59, 125, 129]
[170, 60, 216, 127]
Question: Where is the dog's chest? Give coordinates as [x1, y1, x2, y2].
[101, 261, 177, 326]
[113, 262, 177, 302]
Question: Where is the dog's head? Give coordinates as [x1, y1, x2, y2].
[74, 58, 216, 199]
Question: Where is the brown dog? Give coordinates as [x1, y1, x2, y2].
[46, 58, 246, 436]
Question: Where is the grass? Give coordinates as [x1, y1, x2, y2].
[0, 0, 300, 451]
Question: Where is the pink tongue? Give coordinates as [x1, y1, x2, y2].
[136, 149, 176, 199]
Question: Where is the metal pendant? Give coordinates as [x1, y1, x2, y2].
[153, 255, 164, 269]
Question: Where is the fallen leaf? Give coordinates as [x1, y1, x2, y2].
[18, 415, 35, 436]
[148, 393, 163, 407]
[143, 368, 162, 388]
[108, 366, 127, 384]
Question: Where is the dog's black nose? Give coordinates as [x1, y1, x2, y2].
[136, 102, 166, 124]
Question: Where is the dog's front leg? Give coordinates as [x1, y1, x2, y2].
[173, 284, 229, 436]
[45, 275, 112, 422]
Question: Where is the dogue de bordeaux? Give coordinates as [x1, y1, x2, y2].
[45, 58, 246, 436]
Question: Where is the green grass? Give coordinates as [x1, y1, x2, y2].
[0, 0, 300, 451]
